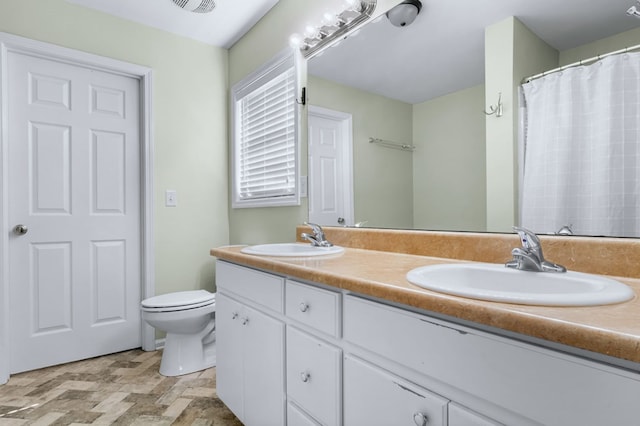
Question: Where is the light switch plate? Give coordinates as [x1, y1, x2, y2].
[165, 190, 177, 207]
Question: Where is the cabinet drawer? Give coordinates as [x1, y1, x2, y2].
[449, 403, 503, 426]
[287, 402, 321, 426]
[216, 260, 284, 313]
[344, 295, 640, 425]
[344, 355, 448, 426]
[286, 280, 340, 337]
[286, 327, 341, 426]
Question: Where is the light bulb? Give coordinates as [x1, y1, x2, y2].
[344, 0, 363, 12]
[288, 33, 303, 48]
[304, 25, 319, 38]
[321, 11, 339, 27]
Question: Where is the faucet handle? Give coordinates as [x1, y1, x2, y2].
[508, 227, 566, 273]
[304, 222, 324, 237]
[513, 226, 541, 251]
[302, 222, 333, 247]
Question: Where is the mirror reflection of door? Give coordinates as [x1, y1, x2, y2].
[307, 106, 354, 227]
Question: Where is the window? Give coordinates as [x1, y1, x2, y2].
[231, 49, 301, 208]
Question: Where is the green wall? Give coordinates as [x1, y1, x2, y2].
[0, 0, 230, 296]
[413, 85, 487, 231]
[309, 76, 414, 229]
[484, 17, 558, 232]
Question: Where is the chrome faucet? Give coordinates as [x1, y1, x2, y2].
[505, 227, 566, 273]
[301, 222, 334, 248]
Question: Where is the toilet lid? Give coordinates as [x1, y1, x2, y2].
[141, 290, 215, 309]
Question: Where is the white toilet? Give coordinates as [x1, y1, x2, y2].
[141, 290, 216, 377]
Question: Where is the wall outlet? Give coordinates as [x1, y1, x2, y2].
[165, 190, 177, 207]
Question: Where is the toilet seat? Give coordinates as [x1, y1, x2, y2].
[141, 290, 215, 313]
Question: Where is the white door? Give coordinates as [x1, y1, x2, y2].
[7, 51, 142, 373]
[308, 106, 353, 226]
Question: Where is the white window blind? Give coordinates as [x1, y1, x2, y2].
[232, 49, 300, 208]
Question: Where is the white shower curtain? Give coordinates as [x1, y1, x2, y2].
[520, 52, 640, 237]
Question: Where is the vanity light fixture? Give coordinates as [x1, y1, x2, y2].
[627, 1, 640, 18]
[290, 0, 377, 59]
[386, 0, 422, 27]
[170, 0, 215, 13]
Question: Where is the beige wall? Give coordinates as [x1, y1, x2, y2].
[309, 76, 414, 228]
[413, 85, 487, 231]
[0, 0, 230, 296]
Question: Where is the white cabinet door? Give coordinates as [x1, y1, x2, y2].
[216, 292, 285, 426]
[216, 294, 245, 419]
[449, 403, 503, 426]
[344, 355, 448, 426]
[243, 303, 286, 426]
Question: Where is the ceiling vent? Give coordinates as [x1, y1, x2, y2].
[171, 0, 216, 13]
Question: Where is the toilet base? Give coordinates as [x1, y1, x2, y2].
[159, 331, 216, 377]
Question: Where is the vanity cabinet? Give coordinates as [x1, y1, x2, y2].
[215, 260, 640, 426]
[216, 262, 286, 426]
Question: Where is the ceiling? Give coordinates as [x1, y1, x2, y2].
[65, 0, 640, 103]
[309, 0, 640, 104]
[66, 0, 280, 48]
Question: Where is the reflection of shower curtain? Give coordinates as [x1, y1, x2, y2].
[520, 52, 640, 237]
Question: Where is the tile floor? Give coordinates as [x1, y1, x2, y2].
[0, 349, 242, 425]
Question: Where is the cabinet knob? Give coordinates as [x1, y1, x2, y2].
[300, 371, 311, 383]
[241, 317, 249, 326]
[299, 302, 310, 313]
[413, 412, 428, 426]
[232, 312, 239, 320]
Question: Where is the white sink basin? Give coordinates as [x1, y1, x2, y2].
[241, 243, 344, 257]
[406, 263, 634, 306]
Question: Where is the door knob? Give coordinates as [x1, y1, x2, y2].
[13, 224, 28, 235]
[337, 217, 345, 225]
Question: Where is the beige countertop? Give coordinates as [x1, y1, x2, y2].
[210, 245, 640, 367]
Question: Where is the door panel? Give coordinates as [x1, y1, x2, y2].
[31, 242, 72, 333]
[91, 130, 126, 213]
[92, 240, 127, 324]
[30, 122, 72, 214]
[308, 109, 352, 226]
[7, 51, 142, 373]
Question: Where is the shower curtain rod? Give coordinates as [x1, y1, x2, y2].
[522, 43, 640, 84]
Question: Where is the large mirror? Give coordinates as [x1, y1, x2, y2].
[307, 0, 640, 237]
